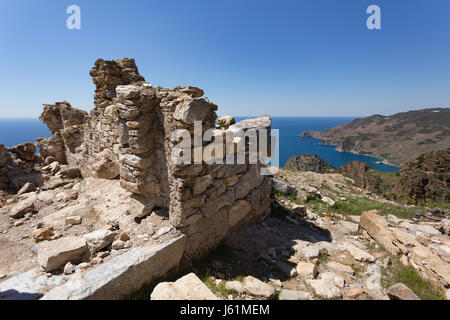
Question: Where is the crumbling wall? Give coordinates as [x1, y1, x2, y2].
[36, 58, 273, 261]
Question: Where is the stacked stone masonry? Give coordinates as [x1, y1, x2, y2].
[34, 58, 272, 260]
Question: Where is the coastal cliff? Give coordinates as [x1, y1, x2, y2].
[300, 108, 450, 166]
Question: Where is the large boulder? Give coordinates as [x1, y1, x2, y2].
[360, 210, 401, 255]
[173, 98, 213, 124]
[37, 236, 88, 272]
[387, 283, 420, 300]
[151, 273, 219, 300]
[92, 149, 120, 179]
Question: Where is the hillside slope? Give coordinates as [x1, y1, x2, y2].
[300, 108, 450, 166]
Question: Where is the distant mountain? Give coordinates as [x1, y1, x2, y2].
[300, 108, 450, 166]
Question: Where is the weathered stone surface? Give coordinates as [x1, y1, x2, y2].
[365, 264, 383, 291]
[10, 142, 36, 161]
[360, 210, 402, 255]
[128, 198, 155, 219]
[42, 203, 90, 228]
[193, 175, 213, 194]
[319, 272, 345, 288]
[340, 243, 375, 262]
[296, 261, 316, 279]
[65, 216, 82, 226]
[9, 200, 34, 219]
[0, 269, 64, 300]
[151, 273, 219, 300]
[32, 228, 54, 242]
[119, 231, 130, 242]
[225, 281, 244, 294]
[234, 167, 258, 199]
[242, 276, 275, 299]
[116, 85, 140, 100]
[406, 223, 441, 236]
[298, 244, 323, 259]
[292, 204, 307, 217]
[83, 229, 116, 253]
[272, 178, 297, 196]
[228, 115, 271, 132]
[344, 287, 369, 300]
[60, 167, 81, 179]
[111, 240, 131, 250]
[337, 220, 359, 234]
[437, 245, 450, 263]
[37, 236, 88, 271]
[440, 219, 450, 235]
[306, 279, 341, 299]
[173, 98, 212, 124]
[217, 116, 235, 129]
[92, 149, 120, 179]
[229, 200, 251, 227]
[278, 289, 312, 300]
[409, 245, 450, 287]
[64, 262, 75, 275]
[17, 182, 36, 196]
[177, 86, 204, 98]
[387, 283, 420, 300]
[42, 236, 186, 300]
[327, 261, 354, 275]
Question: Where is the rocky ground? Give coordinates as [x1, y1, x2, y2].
[0, 155, 181, 295]
[147, 168, 450, 301]
[1, 150, 449, 300]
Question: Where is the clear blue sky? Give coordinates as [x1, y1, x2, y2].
[0, 0, 449, 118]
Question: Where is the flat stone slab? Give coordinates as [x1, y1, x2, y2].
[242, 276, 275, 299]
[41, 235, 186, 300]
[38, 236, 89, 272]
[0, 269, 64, 300]
[340, 243, 375, 262]
[279, 289, 312, 300]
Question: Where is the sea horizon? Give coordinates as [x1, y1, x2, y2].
[0, 117, 400, 172]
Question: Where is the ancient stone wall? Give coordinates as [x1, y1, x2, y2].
[36, 58, 272, 260]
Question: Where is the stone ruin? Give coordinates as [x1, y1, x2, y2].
[29, 58, 272, 262]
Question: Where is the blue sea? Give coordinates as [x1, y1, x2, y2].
[240, 117, 400, 172]
[0, 117, 400, 172]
